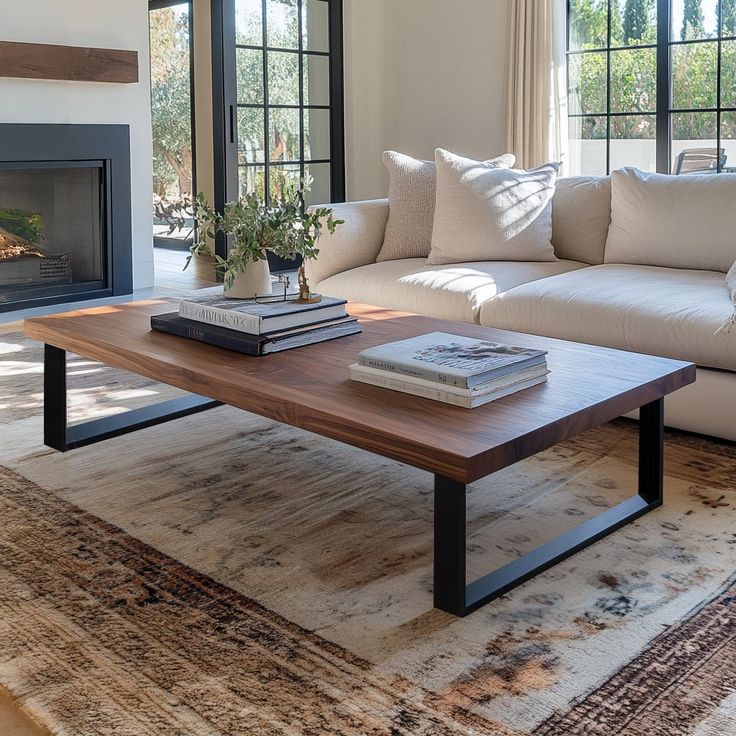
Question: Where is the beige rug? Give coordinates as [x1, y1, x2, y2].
[1, 327, 735, 734]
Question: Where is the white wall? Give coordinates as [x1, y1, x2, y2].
[0, 0, 154, 288]
[343, 0, 512, 201]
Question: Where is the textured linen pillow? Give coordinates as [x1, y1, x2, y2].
[428, 149, 559, 265]
[376, 150, 516, 262]
[605, 167, 736, 272]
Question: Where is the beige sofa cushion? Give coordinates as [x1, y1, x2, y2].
[377, 151, 515, 262]
[605, 168, 736, 272]
[480, 264, 736, 371]
[316, 258, 586, 325]
[429, 151, 559, 265]
[552, 176, 610, 265]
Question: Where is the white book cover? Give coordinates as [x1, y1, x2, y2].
[350, 369, 547, 408]
[178, 295, 348, 335]
[358, 332, 547, 388]
[349, 363, 549, 397]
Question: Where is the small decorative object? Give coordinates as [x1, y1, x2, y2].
[155, 178, 343, 301]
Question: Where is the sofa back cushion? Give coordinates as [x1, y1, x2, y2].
[551, 176, 611, 264]
[605, 167, 736, 272]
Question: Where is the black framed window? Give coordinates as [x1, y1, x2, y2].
[567, 0, 736, 174]
[149, 0, 196, 198]
[227, 0, 343, 207]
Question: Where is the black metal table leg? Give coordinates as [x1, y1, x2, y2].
[43, 344, 222, 452]
[433, 398, 666, 617]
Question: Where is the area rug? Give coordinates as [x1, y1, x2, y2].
[1, 326, 735, 734]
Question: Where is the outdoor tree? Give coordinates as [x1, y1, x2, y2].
[681, 0, 706, 40]
[623, 0, 652, 43]
[723, 0, 736, 35]
[150, 6, 192, 199]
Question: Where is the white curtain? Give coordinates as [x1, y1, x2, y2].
[505, 0, 568, 171]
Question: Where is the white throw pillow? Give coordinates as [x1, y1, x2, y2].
[428, 149, 559, 265]
[605, 168, 736, 273]
[376, 150, 516, 262]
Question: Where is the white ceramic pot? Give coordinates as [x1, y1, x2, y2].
[224, 259, 272, 299]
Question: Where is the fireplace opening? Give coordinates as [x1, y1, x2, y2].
[0, 124, 132, 313]
[0, 163, 106, 304]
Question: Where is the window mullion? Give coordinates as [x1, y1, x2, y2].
[656, 0, 670, 172]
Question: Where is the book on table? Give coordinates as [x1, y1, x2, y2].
[357, 332, 547, 388]
[352, 332, 548, 407]
[151, 312, 362, 356]
[178, 294, 349, 335]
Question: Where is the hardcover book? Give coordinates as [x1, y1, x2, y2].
[349, 363, 549, 397]
[350, 367, 547, 408]
[178, 295, 348, 335]
[151, 312, 361, 356]
[358, 332, 547, 389]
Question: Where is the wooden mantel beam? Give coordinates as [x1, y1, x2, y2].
[0, 40, 138, 84]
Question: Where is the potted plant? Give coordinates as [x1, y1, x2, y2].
[159, 179, 342, 300]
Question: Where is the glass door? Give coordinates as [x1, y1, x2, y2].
[149, 0, 195, 252]
[212, 0, 344, 267]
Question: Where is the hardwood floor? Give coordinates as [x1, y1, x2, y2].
[0, 690, 48, 735]
[154, 246, 218, 291]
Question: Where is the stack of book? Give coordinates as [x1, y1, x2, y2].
[350, 331, 548, 408]
[151, 294, 361, 356]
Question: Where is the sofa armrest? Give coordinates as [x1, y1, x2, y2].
[306, 199, 389, 285]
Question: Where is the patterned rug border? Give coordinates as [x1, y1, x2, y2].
[0, 464, 518, 736]
[534, 570, 736, 734]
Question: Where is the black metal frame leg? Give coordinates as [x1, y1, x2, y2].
[43, 344, 222, 452]
[434, 398, 665, 617]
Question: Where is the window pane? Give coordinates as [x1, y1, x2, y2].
[670, 0, 718, 41]
[722, 41, 736, 108]
[303, 0, 329, 53]
[239, 165, 266, 199]
[267, 0, 299, 49]
[267, 51, 299, 104]
[671, 42, 717, 109]
[722, 112, 736, 173]
[303, 54, 330, 107]
[568, 115, 608, 175]
[569, 0, 608, 50]
[610, 0, 657, 47]
[724, 0, 736, 35]
[269, 164, 301, 200]
[610, 115, 656, 171]
[304, 108, 330, 160]
[610, 48, 656, 113]
[236, 0, 263, 46]
[269, 108, 301, 161]
[236, 48, 264, 104]
[568, 52, 607, 114]
[238, 108, 265, 164]
[670, 112, 718, 173]
[304, 162, 330, 205]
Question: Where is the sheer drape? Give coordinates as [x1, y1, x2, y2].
[505, 0, 568, 171]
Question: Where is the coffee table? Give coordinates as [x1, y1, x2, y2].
[25, 300, 696, 617]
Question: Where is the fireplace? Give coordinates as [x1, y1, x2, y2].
[0, 124, 132, 312]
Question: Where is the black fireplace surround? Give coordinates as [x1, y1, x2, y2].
[0, 124, 132, 312]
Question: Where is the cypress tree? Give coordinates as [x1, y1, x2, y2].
[681, 0, 705, 40]
[723, 0, 736, 36]
[623, 0, 649, 43]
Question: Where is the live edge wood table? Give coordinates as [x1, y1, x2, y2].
[25, 301, 696, 617]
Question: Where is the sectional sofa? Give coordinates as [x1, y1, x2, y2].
[306, 175, 736, 442]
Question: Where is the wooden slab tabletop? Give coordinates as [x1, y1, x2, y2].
[24, 301, 696, 483]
